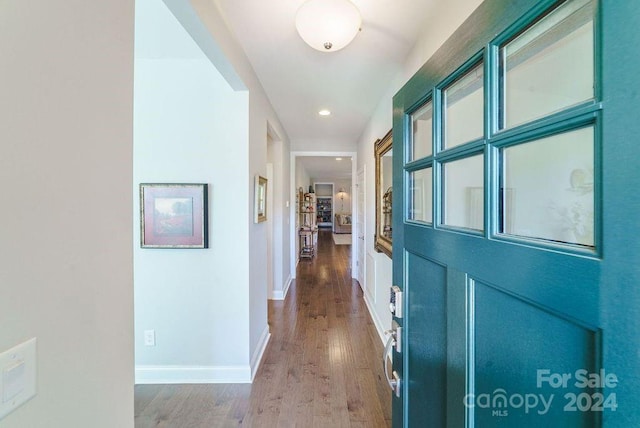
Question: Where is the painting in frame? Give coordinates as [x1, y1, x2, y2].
[374, 129, 393, 257]
[254, 175, 268, 223]
[140, 183, 208, 248]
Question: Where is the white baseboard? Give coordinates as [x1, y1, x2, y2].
[250, 325, 271, 381]
[135, 365, 252, 384]
[272, 275, 292, 301]
[135, 326, 271, 385]
[363, 291, 386, 346]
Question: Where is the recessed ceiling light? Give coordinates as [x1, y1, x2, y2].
[319, 109, 331, 116]
[336, 157, 342, 161]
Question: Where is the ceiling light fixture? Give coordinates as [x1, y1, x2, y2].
[335, 157, 343, 161]
[295, 0, 362, 53]
[319, 109, 331, 116]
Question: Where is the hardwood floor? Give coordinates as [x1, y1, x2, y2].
[135, 229, 391, 427]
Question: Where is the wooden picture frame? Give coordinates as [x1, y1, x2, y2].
[140, 183, 208, 248]
[254, 175, 268, 223]
[375, 130, 393, 257]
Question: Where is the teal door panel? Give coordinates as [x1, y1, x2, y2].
[600, 2, 640, 426]
[390, 0, 640, 426]
[474, 280, 599, 426]
[405, 252, 447, 426]
[403, 226, 601, 323]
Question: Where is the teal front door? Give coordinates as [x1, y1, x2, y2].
[390, 0, 640, 426]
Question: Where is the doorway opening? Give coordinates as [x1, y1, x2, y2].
[289, 152, 357, 283]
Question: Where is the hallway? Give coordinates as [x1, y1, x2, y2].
[135, 229, 391, 427]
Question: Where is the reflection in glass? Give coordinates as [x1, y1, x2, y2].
[501, 127, 594, 247]
[411, 101, 433, 161]
[501, 0, 594, 129]
[409, 168, 432, 224]
[444, 62, 484, 149]
[442, 155, 484, 230]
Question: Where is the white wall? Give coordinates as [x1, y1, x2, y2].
[0, 0, 134, 426]
[267, 142, 275, 299]
[134, 0, 253, 382]
[194, 2, 288, 366]
[296, 160, 312, 194]
[334, 179, 354, 216]
[268, 127, 292, 300]
[356, 0, 484, 341]
[165, 0, 292, 373]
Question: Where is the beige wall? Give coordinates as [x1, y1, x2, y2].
[0, 0, 134, 426]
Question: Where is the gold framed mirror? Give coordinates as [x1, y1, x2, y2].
[374, 130, 392, 257]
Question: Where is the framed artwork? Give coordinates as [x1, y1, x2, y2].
[140, 183, 208, 248]
[254, 175, 268, 223]
[374, 129, 393, 257]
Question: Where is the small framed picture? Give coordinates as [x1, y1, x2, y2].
[254, 175, 267, 223]
[140, 183, 208, 248]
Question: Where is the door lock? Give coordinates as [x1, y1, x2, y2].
[389, 285, 403, 318]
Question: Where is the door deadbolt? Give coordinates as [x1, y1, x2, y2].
[389, 285, 403, 318]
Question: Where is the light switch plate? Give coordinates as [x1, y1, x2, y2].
[3, 360, 25, 402]
[0, 338, 36, 421]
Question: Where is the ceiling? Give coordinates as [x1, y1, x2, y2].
[213, 0, 439, 146]
[297, 156, 353, 180]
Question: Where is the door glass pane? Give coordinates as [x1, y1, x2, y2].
[442, 155, 484, 230]
[410, 101, 433, 161]
[501, 126, 594, 247]
[443, 62, 484, 149]
[409, 168, 432, 223]
[500, 0, 594, 129]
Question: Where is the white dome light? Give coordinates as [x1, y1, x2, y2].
[295, 0, 361, 53]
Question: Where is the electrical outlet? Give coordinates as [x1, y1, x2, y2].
[144, 330, 156, 346]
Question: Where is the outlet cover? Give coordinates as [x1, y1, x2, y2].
[144, 330, 156, 346]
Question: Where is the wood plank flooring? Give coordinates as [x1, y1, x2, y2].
[135, 229, 391, 427]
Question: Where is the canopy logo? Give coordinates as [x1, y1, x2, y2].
[464, 389, 554, 416]
[463, 369, 618, 418]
